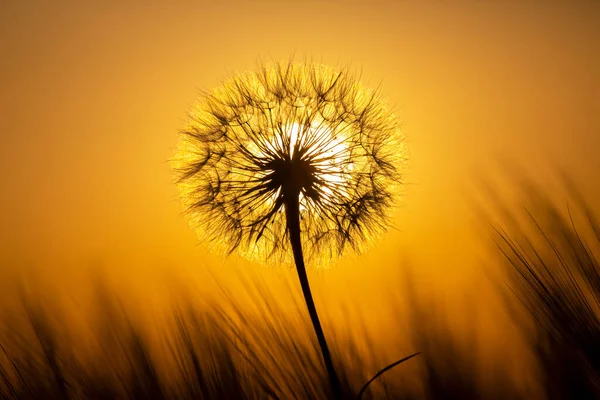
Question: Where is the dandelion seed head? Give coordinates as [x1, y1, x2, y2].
[173, 61, 406, 267]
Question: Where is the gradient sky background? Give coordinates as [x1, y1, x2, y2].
[1, 1, 599, 384]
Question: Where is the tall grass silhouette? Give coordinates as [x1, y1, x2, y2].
[2, 172, 600, 399]
[172, 59, 406, 399]
[0, 272, 514, 400]
[493, 176, 600, 399]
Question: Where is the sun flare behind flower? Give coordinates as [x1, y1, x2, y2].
[173, 61, 405, 266]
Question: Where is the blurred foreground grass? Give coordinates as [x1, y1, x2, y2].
[1, 175, 600, 399]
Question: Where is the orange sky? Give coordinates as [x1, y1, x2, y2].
[1, 1, 599, 385]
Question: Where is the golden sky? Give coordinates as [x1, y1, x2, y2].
[1, 2, 599, 380]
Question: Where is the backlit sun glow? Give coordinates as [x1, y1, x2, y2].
[250, 121, 354, 213]
[173, 61, 404, 266]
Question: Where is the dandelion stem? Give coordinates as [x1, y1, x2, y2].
[285, 193, 343, 400]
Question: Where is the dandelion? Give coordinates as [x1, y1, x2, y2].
[173, 60, 405, 398]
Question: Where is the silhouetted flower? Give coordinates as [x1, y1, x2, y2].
[173, 60, 404, 266]
[174, 59, 406, 399]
